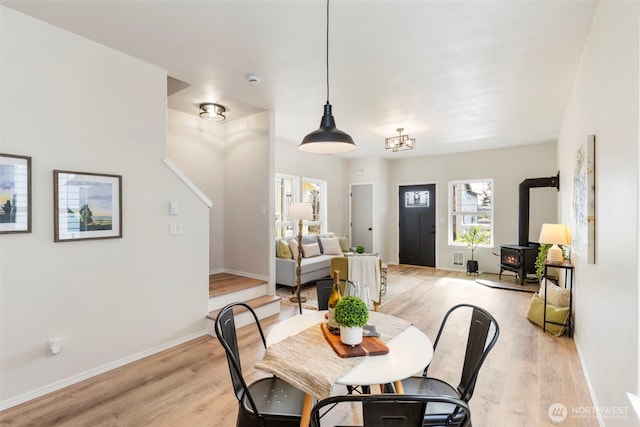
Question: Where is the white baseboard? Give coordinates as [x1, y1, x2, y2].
[0, 330, 207, 411]
[573, 333, 605, 427]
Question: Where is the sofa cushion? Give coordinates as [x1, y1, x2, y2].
[338, 236, 350, 252]
[302, 242, 321, 258]
[526, 293, 570, 336]
[276, 239, 293, 259]
[289, 239, 299, 260]
[539, 281, 570, 307]
[320, 237, 342, 255]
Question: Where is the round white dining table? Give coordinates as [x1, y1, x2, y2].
[265, 310, 433, 427]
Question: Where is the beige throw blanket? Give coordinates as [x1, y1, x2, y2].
[255, 311, 410, 400]
[347, 255, 381, 307]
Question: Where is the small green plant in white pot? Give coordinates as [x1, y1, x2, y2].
[455, 226, 490, 274]
[334, 296, 369, 346]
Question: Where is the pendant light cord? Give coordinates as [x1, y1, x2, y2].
[326, 0, 330, 104]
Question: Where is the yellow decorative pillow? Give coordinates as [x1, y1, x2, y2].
[338, 236, 350, 252]
[526, 293, 570, 336]
[277, 239, 292, 259]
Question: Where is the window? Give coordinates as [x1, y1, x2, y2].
[302, 178, 326, 235]
[449, 179, 493, 247]
[275, 174, 296, 238]
[275, 175, 327, 237]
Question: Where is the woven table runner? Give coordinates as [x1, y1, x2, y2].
[255, 311, 411, 400]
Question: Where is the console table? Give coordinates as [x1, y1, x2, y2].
[543, 260, 574, 337]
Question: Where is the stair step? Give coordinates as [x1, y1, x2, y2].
[206, 294, 282, 336]
[207, 294, 281, 321]
[208, 282, 269, 312]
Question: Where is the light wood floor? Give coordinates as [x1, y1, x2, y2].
[0, 266, 596, 427]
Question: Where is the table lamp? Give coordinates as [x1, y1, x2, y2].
[289, 202, 313, 313]
[538, 223, 572, 263]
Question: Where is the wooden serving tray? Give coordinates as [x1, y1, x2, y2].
[321, 323, 389, 358]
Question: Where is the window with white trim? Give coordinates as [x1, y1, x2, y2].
[449, 179, 493, 247]
[275, 175, 327, 237]
[275, 174, 297, 238]
[302, 177, 326, 235]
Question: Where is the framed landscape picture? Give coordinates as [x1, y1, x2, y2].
[0, 153, 32, 234]
[54, 170, 122, 242]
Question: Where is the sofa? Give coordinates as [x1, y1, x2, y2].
[275, 233, 349, 287]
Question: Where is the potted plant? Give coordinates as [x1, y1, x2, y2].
[535, 243, 551, 283]
[455, 226, 490, 274]
[334, 296, 369, 346]
[355, 245, 365, 254]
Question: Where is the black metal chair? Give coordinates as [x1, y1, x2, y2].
[396, 304, 499, 426]
[214, 302, 306, 427]
[310, 393, 471, 427]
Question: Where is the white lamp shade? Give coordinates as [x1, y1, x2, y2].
[289, 202, 313, 221]
[539, 223, 572, 263]
[538, 223, 572, 245]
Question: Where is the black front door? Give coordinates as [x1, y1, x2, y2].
[399, 184, 436, 267]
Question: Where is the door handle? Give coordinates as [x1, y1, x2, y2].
[368, 227, 373, 231]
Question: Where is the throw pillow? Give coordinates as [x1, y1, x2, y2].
[320, 237, 343, 255]
[338, 236, 350, 252]
[539, 282, 570, 308]
[276, 239, 292, 259]
[526, 293, 570, 336]
[301, 242, 321, 258]
[289, 239, 299, 260]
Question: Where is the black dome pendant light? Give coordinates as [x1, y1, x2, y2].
[299, 0, 357, 154]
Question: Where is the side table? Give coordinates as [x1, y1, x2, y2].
[543, 260, 574, 336]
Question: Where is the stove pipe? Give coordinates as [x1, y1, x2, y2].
[518, 172, 560, 246]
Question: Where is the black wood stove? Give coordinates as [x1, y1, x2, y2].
[499, 173, 559, 285]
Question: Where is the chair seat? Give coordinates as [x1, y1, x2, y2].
[241, 376, 307, 420]
[402, 377, 468, 426]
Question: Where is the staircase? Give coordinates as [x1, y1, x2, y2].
[206, 273, 282, 336]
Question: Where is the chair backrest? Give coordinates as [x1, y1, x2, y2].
[316, 279, 334, 310]
[214, 302, 267, 416]
[310, 394, 471, 427]
[430, 303, 500, 402]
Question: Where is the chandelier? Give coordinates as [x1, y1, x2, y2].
[385, 128, 415, 152]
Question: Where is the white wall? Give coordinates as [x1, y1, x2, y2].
[386, 143, 558, 273]
[557, 2, 639, 425]
[0, 8, 210, 407]
[223, 112, 272, 279]
[168, 109, 224, 273]
[347, 157, 391, 261]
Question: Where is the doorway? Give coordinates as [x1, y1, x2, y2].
[399, 184, 436, 267]
[350, 183, 374, 253]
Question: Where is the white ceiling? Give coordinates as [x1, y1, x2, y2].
[2, 0, 597, 159]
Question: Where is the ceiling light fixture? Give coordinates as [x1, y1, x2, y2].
[385, 128, 416, 152]
[199, 103, 226, 121]
[299, 0, 356, 154]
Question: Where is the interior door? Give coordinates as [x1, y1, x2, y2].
[399, 184, 436, 267]
[350, 183, 374, 253]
